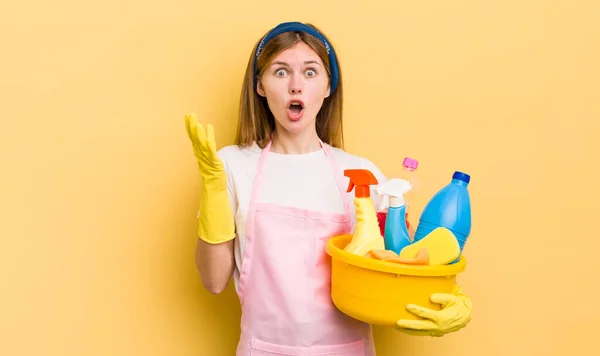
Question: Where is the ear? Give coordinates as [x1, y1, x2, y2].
[257, 80, 266, 97]
[324, 84, 331, 98]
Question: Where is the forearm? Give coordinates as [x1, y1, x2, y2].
[195, 237, 235, 294]
[194, 187, 237, 294]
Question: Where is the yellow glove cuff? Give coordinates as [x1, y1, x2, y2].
[198, 174, 235, 244]
[197, 180, 236, 244]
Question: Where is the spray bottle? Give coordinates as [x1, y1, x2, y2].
[376, 178, 413, 254]
[376, 157, 419, 236]
[343, 169, 385, 256]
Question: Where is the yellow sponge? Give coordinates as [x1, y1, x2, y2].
[399, 227, 461, 265]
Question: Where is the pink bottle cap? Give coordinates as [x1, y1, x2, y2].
[402, 157, 419, 169]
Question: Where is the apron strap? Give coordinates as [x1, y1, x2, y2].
[246, 140, 272, 244]
[319, 140, 352, 217]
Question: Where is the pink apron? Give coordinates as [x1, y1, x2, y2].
[235, 140, 376, 356]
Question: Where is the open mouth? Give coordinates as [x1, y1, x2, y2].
[287, 100, 305, 120]
[289, 102, 304, 114]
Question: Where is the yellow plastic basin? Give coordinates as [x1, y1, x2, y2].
[325, 234, 467, 327]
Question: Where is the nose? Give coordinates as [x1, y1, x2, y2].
[288, 75, 303, 94]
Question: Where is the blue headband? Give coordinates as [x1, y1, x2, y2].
[253, 21, 340, 94]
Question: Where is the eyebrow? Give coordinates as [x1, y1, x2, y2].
[271, 60, 321, 67]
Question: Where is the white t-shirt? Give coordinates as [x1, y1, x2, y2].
[214, 142, 389, 292]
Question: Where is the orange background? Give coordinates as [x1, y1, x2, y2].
[1, 0, 599, 355]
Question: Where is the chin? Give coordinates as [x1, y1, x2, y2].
[281, 122, 309, 134]
[281, 117, 315, 134]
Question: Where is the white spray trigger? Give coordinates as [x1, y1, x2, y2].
[376, 179, 412, 208]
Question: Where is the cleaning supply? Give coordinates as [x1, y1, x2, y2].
[399, 227, 460, 266]
[376, 178, 413, 255]
[400, 157, 419, 224]
[368, 248, 429, 265]
[376, 210, 387, 237]
[343, 169, 385, 256]
[414, 171, 472, 261]
[376, 157, 419, 236]
[326, 233, 467, 327]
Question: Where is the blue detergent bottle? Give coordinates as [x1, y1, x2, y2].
[414, 171, 472, 261]
[375, 178, 413, 254]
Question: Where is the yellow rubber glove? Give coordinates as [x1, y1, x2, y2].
[184, 113, 235, 244]
[395, 284, 472, 337]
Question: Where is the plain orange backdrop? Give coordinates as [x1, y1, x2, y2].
[1, 0, 599, 355]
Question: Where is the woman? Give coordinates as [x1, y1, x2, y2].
[185, 21, 472, 355]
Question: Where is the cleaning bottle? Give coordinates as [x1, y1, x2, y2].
[376, 157, 419, 236]
[400, 157, 419, 223]
[375, 178, 413, 254]
[414, 171, 472, 262]
[343, 169, 385, 256]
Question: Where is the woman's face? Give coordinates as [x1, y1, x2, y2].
[257, 41, 330, 137]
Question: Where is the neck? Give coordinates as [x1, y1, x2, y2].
[270, 126, 321, 154]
